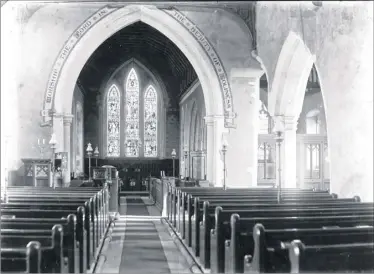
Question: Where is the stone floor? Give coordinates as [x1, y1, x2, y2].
[99, 197, 192, 274]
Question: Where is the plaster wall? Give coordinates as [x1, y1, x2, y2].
[257, 1, 373, 201]
[179, 83, 206, 178]
[181, 8, 259, 72]
[1, 2, 102, 170]
[1, 2, 21, 177]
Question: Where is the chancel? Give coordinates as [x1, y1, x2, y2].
[1, 1, 373, 273]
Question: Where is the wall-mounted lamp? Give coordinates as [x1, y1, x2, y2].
[221, 136, 228, 190]
[94, 146, 99, 167]
[49, 133, 58, 188]
[171, 149, 177, 178]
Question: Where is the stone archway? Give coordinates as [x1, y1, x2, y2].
[267, 31, 325, 189]
[268, 31, 316, 118]
[45, 5, 224, 121]
[44, 5, 227, 184]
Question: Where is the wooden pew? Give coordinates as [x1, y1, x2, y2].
[1, 207, 89, 273]
[242, 224, 374, 273]
[169, 187, 332, 226]
[170, 186, 373, 274]
[181, 193, 345, 249]
[1, 225, 63, 273]
[7, 186, 109, 227]
[2, 186, 109, 272]
[214, 213, 374, 273]
[288, 240, 374, 273]
[1, 215, 77, 273]
[188, 196, 358, 258]
[170, 188, 338, 252]
[171, 188, 333, 228]
[198, 200, 367, 270]
[193, 198, 360, 255]
[1, 241, 42, 273]
[5, 189, 108, 250]
[173, 188, 338, 229]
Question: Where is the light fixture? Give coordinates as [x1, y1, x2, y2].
[86, 143, 93, 156]
[94, 146, 99, 167]
[49, 133, 58, 146]
[171, 149, 177, 177]
[221, 136, 228, 190]
[49, 133, 58, 188]
[94, 146, 99, 157]
[86, 143, 93, 181]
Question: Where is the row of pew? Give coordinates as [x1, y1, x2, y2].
[1, 185, 112, 273]
[166, 187, 374, 273]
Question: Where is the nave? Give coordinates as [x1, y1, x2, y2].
[1, 1, 373, 273]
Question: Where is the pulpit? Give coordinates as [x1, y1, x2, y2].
[22, 158, 52, 187]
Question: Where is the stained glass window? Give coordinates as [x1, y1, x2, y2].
[106, 85, 121, 157]
[125, 68, 140, 157]
[144, 85, 158, 157]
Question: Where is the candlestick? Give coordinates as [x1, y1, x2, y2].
[36, 137, 48, 159]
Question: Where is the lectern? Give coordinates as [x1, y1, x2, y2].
[22, 158, 52, 187]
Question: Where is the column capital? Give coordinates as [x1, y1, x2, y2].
[63, 114, 74, 126]
[230, 67, 264, 82]
[272, 115, 298, 132]
[284, 116, 298, 131]
[204, 115, 224, 125]
[53, 112, 65, 118]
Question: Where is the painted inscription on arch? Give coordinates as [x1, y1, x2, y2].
[42, 6, 118, 123]
[163, 9, 236, 128]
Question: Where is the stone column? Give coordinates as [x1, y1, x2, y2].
[52, 113, 64, 153]
[283, 116, 298, 188]
[273, 115, 298, 189]
[225, 69, 262, 188]
[63, 114, 74, 186]
[204, 115, 225, 187]
[205, 117, 215, 183]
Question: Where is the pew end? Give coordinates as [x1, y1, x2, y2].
[288, 240, 305, 273]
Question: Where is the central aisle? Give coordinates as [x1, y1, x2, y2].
[99, 197, 193, 274]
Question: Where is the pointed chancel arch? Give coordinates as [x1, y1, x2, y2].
[51, 5, 226, 184]
[106, 84, 121, 157]
[124, 68, 140, 157]
[144, 85, 158, 157]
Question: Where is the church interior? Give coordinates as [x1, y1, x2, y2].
[1, 1, 373, 273]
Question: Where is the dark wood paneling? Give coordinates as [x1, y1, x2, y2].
[85, 158, 180, 179]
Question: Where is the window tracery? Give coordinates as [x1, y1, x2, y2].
[105, 67, 159, 158]
[106, 85, 121, 157]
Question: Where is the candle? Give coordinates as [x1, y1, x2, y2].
[37, 138, 40, 145]
[42, 139, 45, 145]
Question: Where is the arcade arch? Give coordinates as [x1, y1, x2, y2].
[266, 31, 329, 190]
